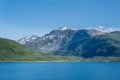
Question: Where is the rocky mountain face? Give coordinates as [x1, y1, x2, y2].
[18, 27, 104, 53]
[18, 35, 39, 45]
[55, 31, 120, 57]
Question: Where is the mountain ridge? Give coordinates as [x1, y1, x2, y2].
[18, 27, 104, 53]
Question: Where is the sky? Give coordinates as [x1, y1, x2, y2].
[0, 0, 120, 40]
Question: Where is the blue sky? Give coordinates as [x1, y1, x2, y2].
[0, 0, 120, 40]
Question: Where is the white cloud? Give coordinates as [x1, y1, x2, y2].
[94, 26, 120, 33]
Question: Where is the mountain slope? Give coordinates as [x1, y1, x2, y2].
[54, 31, 120, 57]
[0, 38, 85, 61]
[18, 27, 103, 53]
[0, 38, 33, 60]
[18, 35, 38, 45]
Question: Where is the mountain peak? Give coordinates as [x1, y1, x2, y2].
[57, 27, 69, 30]
[56, 27, 77, 31]
[18, 35, 38, 45]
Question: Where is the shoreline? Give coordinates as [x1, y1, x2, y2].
[0, 60, 119, 63]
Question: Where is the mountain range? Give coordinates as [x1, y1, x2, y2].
[18, 27, 104, 52]
[18, 27, 120, 58]
[0, 26, 120, 61]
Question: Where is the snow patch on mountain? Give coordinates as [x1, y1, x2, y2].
[56, 27, 77, 31]
[18, 35, 38, 45]
[58, 27, 68, 30]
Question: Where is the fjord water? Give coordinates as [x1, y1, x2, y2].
[0, 62, 120, 80]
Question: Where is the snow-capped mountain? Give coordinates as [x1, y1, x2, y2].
[18, 27, 104, 53]
[55, 27, 77, 31]
[18, 35, 39, 45]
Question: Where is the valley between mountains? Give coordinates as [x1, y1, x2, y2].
[0, 27, 120, 62]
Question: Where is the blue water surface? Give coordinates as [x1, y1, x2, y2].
[0, 62, 120, 80]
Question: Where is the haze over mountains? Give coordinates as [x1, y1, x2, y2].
[18, 27, 120, 58]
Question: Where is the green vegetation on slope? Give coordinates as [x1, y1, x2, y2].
[0, 38, 32, 60]
[0, 38, 84, 61]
